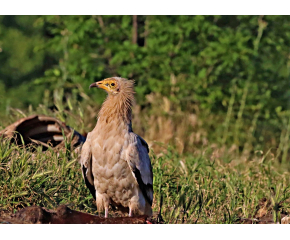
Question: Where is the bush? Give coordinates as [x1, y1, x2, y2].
[1, 15, 290, 157]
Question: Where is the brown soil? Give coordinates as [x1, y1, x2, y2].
[0, 205, 157, 224]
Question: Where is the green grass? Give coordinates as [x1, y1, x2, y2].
[1, 91, 290, 224]
[1, 134, 290, 223]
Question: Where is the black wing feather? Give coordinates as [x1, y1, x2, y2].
[132, 167, 153, 205]
[82, 165, 96, 200]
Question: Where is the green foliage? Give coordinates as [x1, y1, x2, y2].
[2, 16, 290, 223]
[0, 16, 45, 88]
[1, 15, 290, 155]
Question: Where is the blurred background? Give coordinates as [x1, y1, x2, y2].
[0, 15, 290, 160]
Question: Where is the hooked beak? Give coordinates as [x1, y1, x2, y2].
[89, 83, 96, 89]
[89, 82, 98, 89]
[89, 81, 108, 90]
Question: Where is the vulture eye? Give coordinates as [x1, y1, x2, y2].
[111, 83, 115, 87]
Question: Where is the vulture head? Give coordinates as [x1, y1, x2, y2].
[90, 77, 135, 96]
[90, 77, 136, 123]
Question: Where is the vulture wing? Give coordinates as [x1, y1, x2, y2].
[79, 132, 96, 199]
[125, 133, 153, 205]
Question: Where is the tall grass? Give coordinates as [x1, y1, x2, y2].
[1, 73, 290, 161]
[1, 133, 290, 223]
[1, 88, 290, 223]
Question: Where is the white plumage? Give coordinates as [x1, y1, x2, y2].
[80, 77, 153, 217]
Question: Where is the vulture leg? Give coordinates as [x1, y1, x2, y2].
[105, 208, 109, 218]
[129, 208, 132, 217]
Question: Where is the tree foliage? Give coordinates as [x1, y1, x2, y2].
[1, 15, 290, 153]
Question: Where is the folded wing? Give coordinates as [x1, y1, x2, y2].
[125, 133, 153, 205]
[79, 132, 96, 199]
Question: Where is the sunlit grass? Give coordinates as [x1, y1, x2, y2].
[1, 90, 290, 223]
[1, 134, 290, 223]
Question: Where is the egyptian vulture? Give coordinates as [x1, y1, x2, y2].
[80, 77, 153, 218]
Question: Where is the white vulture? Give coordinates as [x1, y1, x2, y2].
[80, 77, 153, 218]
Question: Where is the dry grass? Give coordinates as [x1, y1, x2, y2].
[1, 134, 290, 223]
[1, 88, 290, 223]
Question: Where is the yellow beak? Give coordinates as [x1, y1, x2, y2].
[89, 81, 108, 91]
